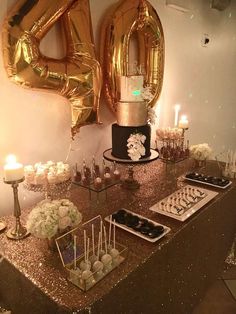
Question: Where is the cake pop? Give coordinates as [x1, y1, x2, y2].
[74, 163, 81, 182]
[99, 221, 105, 258]
[109, 220, 120, 266]
[101, 226, 112, 273]
[103, 158, 111, 174]
[92, 231, 104, 280]
[113, 162, 121, 180]
[69, 235, 81, 285]
[94, 175, 103, 190]
[89, 224, 98, 265]
[92, 156, 101, 177]
[81, 237, 95, 289]
[80, 230, 91, 271]
[104, 172, 112, 185]
[108, 215, 112, 251]
[83, 159, 91, 180]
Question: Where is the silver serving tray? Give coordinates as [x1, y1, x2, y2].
[184, 176, 232, 190]
[150, 185, 218, 222]
[105, 208, 171, 243]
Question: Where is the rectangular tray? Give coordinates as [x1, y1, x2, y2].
[149, 185, 218, 222]
[104, 209, 171, 243]
[184, 176, 232, 190]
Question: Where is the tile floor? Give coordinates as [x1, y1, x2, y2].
[193, 264, 236, 314]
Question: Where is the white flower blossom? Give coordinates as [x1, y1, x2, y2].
[127, 133, 146, 161]
[58, 216, 72, 230]
[26, 199, 82, 239]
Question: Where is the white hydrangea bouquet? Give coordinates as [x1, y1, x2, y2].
[26, 199, 82, 239]
[190, 143, 212, 161]
[127, 133, 146, 161]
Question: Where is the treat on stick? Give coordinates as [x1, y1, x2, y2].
[89, 224, 98, 264]
[101, 225, 112, 272]
[92, 231, 104, 278]
[80, 230, 91, 271]
[110, 221, 120, 264]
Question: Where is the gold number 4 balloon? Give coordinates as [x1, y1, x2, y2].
[2, 0, 102, 138]
[100, 0, 164, 113]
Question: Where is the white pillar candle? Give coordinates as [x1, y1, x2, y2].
[174, 104, 180, 127]
[178, 115, 189, 129]
[4, 154, 24, 181]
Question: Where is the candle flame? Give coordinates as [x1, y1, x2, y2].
[6, 154, 17, 165]
[180, 115, 188, 122]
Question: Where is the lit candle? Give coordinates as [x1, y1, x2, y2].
[178, 115, 189, 129]
[174, 104, 181, 127]
[4, 154, 24, 181]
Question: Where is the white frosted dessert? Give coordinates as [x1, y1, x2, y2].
[24, 161, 71, 185]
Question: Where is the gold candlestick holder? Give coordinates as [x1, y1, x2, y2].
[3, 177, 29, 240]
[0, 220, 6, 232]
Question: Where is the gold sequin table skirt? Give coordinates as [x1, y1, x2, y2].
[0, 160, 235, 314]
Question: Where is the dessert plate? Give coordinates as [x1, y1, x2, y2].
[105, 208, 171, 243]
[150, 185, 218, 222]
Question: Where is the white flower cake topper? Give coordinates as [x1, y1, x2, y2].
[26, 199, 82, 239]
[127, 133, 146, 161]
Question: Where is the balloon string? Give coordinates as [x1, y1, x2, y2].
[65, 140, 73, 163]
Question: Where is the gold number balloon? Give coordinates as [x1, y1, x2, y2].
[100, 0, 164, 113]
[2, 0, 102, 138]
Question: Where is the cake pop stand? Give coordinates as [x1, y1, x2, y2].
[103, 149, 159, 190]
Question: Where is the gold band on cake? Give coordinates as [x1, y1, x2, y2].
[117, 101, 147, 127]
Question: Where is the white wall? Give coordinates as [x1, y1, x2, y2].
[0, 0, 235, 215]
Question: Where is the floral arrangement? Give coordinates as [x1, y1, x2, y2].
[127, 133, 146, 161]
[26, 199, 82, 239]
[190, 143, 212, 161]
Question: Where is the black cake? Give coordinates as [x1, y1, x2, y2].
[112, 123, 151, 160]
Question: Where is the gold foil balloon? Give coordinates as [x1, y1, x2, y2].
[2, 0, 102, 138]
[100, 0, 164, 113]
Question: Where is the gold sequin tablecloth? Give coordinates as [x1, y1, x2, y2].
[0, 160, 236, 314]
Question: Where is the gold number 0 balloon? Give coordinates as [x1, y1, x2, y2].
[2, 0, 102, 138]
[100, 0, 164, 113]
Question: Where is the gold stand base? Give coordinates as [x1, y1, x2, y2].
[0, 221, 6, 232]
[6, 226, 30, 240]
[122, 179, 140, 190]
[121, 166, 140, 190]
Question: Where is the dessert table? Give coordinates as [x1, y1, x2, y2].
[0, 160, 235, 314]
